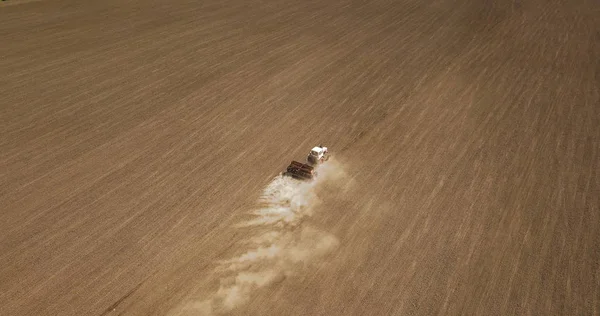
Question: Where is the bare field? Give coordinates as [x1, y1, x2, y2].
[1, 0, 599, 315]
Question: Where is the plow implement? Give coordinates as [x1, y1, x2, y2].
[283, 160, 316, 181]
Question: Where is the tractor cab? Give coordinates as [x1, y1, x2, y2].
[307, 145, 329, 165]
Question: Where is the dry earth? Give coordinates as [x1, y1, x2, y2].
[1, 0, 599, 315]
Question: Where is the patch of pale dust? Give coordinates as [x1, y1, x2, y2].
[169, 160, 352, 316]
[0, 0, 44, 6]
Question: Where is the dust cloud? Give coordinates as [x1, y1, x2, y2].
[171, 159, 352, 316]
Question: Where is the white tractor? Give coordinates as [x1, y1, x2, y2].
[306, 145, 330, 166]
[282, 145, 330, 181]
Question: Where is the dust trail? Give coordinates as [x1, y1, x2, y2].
[171, 159, 351, 316]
